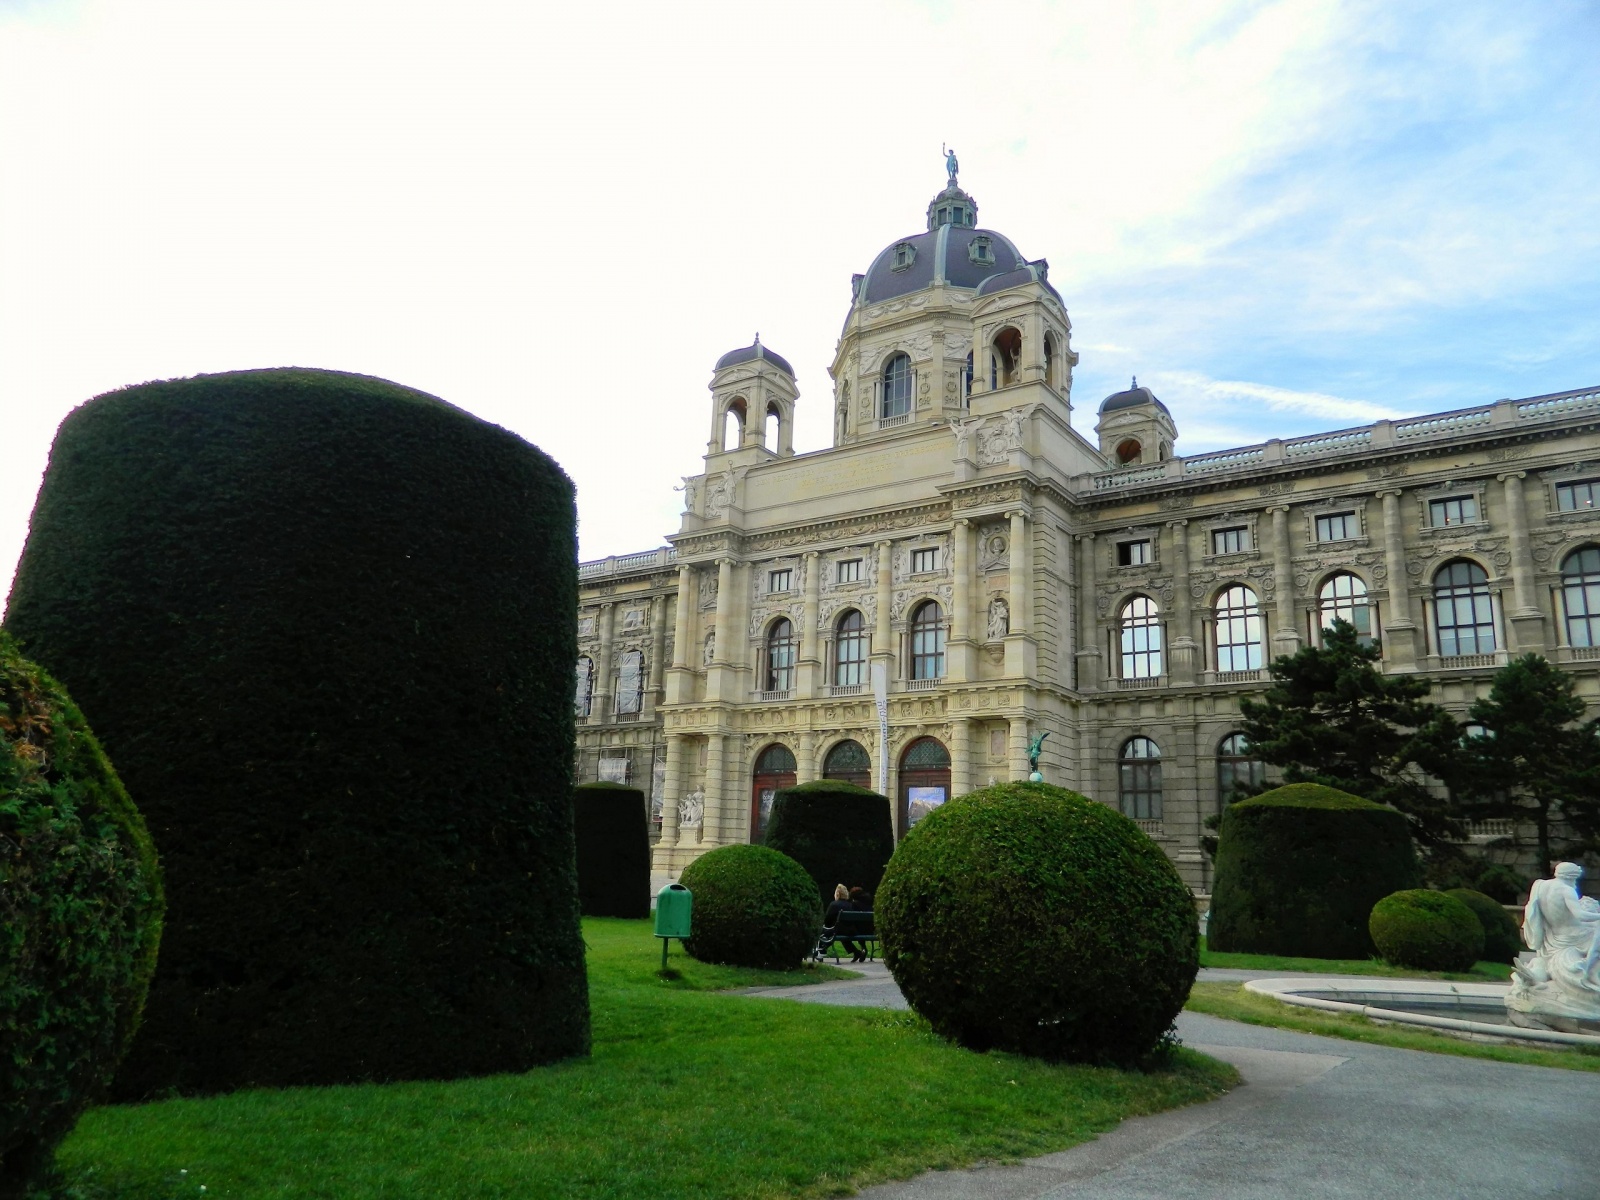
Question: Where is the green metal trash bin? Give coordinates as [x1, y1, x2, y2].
[655, 882, 692, 970]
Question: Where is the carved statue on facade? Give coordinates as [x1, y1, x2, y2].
[1507, 862, 1600, 1028]
[951, 416, 982, 461]
[679, 476, 698, 515]
[1027, 731, 1049, 781]
[1004, 407, 1027, 450]
[987, 597, 1009, 640]
[703, 632, 716, 666]
[677, 789, 705, 829]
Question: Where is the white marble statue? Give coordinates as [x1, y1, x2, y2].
[1506, 861, 1600, 1027]
[677, 789, 704, 829]
[987, 597, 1009, 640]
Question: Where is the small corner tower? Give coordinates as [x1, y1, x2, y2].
[705, 336, 798, 462]
[1095, 378, 1178, 466]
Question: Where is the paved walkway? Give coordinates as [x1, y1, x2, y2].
[743, 965, 1600, 1199]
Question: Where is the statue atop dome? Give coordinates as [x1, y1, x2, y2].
[943, 144, 959, 186]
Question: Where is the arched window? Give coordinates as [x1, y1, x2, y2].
[834, 608, 866, 687]
[1434, 560, 1496, 656]
[900, 737, 951, 831]
[823, 739, 870, 787]
[1115, 438, 1142, 465]
[764, 404, 780, 451]
[881, 353, 912, 419]
[574, 656, 593, 718]
[765, 618, 797, 692]
[1214, 585, 1263, 672]
[1043, 333, 1056, 388]
[615, 649, 643, 714]
[910, 601, 945, 680]
[991, 327, 1021, 388]
[1216, 732, 1264, 805]
[1119, 596, 1163, 679]
[751, 743, 797, 841]
[1318, 573, 1372, 645]
[962, 350, 974, 404]
[1561, 547, 1600, 646]
[723, 397, 746, 451]
[1118, 736, 1162, 820]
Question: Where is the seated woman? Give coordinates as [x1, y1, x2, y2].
[823, 883, 867, 963]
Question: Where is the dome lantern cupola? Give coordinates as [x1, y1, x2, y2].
[927, 184, 977, 231]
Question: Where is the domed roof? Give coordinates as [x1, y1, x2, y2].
[1099, 379, 1170, 415]
[714, 338, 793, 376]
[975, 259, 1062, 304]
[858, 224, 1025, 305]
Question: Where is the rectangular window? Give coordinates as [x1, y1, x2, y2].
[1429, 496, 1479, 527]
[836, 558, 861, 584]
[1315, 512, 1356, 542]
[768, 569, 791, 593]
[1211, 526, 1250, 555]
[1117, 539, 1152, 566]
[1557, 480, 1600, 511]
[911, 547, 939, 574]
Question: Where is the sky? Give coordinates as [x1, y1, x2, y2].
[2, 0, 1598, 606]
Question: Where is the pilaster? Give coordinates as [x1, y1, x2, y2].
[1004, 509, 1036, 677]
[1501, 471, 1548, 652]
[1378, 491, 1418, 669]
[948, 518, 976, 682]
[799, 551, 821, 699]
[1075, 533, 1103, 689]
[1269, 506, 1301, 653]
[1167, 519, 1197, 684]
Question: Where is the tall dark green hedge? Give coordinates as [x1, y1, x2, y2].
[4, 368, 588, 1097]
[877, 782, 1198, 1066]
[1, 633, 163, 1200]
[1208, 782, 1422, 960]
[763, 779, 893, 907]
[573, 782, 650, 918]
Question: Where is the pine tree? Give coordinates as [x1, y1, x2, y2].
[1237, 620, 1462, 842]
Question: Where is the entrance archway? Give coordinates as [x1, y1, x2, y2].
[898, 737, 951, 835]
[750, 742, 796, 842]
[823, 739, 871, 788]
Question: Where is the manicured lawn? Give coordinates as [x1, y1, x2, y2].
[1185, 981, 1600, 1073]
[58, 919, 1236, 1200]
[1198, 936, 1512, 982]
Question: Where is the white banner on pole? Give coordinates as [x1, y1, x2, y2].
[872, 661, 889, 796]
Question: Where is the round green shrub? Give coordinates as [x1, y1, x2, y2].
[4, 368, 588, 1098]
[1209, 783, 1422, 960]
[573, 782, 650, 919]
[763, 779, 894, 908]
[0, 633, 164, 1200]
[876, 782, 1197, 1066]
[1370, 889, 1484, 971]
[1443, 888, 1520, 964]
[679, 845, 821, 970]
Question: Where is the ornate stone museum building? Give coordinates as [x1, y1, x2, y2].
[575, 166, 1600, 890]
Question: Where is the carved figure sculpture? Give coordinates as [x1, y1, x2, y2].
[679, 476, 698, 515]
[987, 597, 1009, 640]
[943, 145, 959, 185]
[1027, 731, 1050, 782]
[1004, 407, 1027, 450]
[951, 416, 982, 461]
[703, 632, 716, 666]
[677, 789, 705, 829]
[1507, 862, 1600, 1027]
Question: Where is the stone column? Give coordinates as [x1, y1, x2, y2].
[1501, 471, 1548, 651]
[1167, 519, 1197, 684]
[707, 558, 737, 702]
[948, 518, 975, 682]
[1269, 506, 1301, 653]
[799, 551, 821, 699]
[593, 601, 616, 718]
[1075, 533, 1103, 689]
[1008, 715, 1030, 781]
[657, 733, 685, 856]
[704, 731, 727, 845]
[666, 564, 696, 704]
[930, 329, 946, 417]
[1005, 510, 1035, 677]
[648, 593, 667, 703]
[1378, 491, 1418, 669]
[797, 730, 817, 784]
[874, 540, 894, 675]
[950, 717, 972, 797]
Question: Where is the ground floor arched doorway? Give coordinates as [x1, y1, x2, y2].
[750, 742, 796, 842]
[822, 739, 871, 788]
[898, 737, 950, 835]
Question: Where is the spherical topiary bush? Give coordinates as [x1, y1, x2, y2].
[4, 368, 588, 1098]
[573, 782, 650, 918]
[1370, 890, 1484, 972]
[763, 780, 894, 908]
[679, 845, 821, 970]
[0, 634, 163, 1200]
[1209, 783, 1422, 960]
[876, 782, 1197, 1066]
[1444, 888, 1521, 964]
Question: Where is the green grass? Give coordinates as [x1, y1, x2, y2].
[1198, 936, 1512, 982]
[1185, 981, 1600, 1073]
[57, 919, 1236, 1200]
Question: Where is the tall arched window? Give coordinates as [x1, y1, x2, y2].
[1318, 573, 1372, 645]
[1216, 732, 1264, 805]
[991, 327, 1021, 388]
[1214, 585, 1263, 671]
[962, 350, 974, 404]
[1562, 547, 1600, 647]
[834, 608, 866, 687]
[1043, 333, 1056, 388]
[764, 404, 780, 451]
[751, 743, 797, 841]
[574, 656, 593, 717]
[1118, 736, 1162, 820]
[910, 601, 945, 680]
[723, 397, 746, 451]
[881, 353, 912, 419]
[1119, 596, 1163, 678]
[765, 618, 797, 691]
[1434, 560, 1496, 656]
[615, 649, 643, 714]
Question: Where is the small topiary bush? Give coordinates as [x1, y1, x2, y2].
[1, 633, 164, 1200]
[763, 779, 893, 908]
[1443, 888, 1521, 964]
[573, 782, 650, 918]
[1370, 889, 1484, 971]
[1208, 782, 1422, 960]
[679, 844, 821, 970]
[876, 782, 1197, 1066]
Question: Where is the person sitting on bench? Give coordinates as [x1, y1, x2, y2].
[824, 883, 867, 963]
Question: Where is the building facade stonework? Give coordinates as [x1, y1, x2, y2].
[576, 172, 1600, 891]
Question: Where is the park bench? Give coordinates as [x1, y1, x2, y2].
[812, 909, 878, 962]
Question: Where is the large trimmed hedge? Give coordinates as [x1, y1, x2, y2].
[1208, 783, 1421, 960]
[1370, 889, 1484, 972]
[679, 845, 821, 970]
[877, 782, 1198, 1066]
[573, 782, 650, 918]
[0, 633, 163, 1200]
[4, 368, 588, 1097]
[1444, 887, 1522, 964]
[763, 779, 893, 907]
